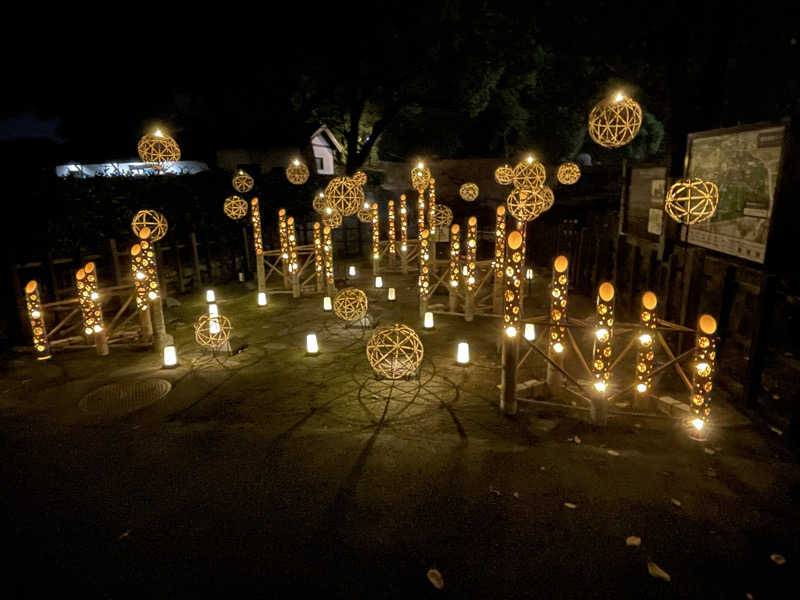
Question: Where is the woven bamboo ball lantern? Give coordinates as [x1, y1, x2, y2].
[352, 171, 368, 186]
[494, 164, 514, 185]
[356, 203, 373, 223]
[322, 206, 343, 228]
[557, 162, 581, 185]
[366, 323, 424, 380]
[410, 163, 431, 191]
[325, 176, 362, 216]
[232, 170, 254, 193]
[506, 186, 551, 222]
[512, 158, 546, 190]
[459, 182, 480, 202]
[312, 192, 328, 213]
[431, 204, 453, 229]
[588, 92, 643, 148]
[194, 314, 232, 349]
[137, 129, 180, 169]
[132, 209, 168, 242]
[665, 178, 719, 225]
[223, 195, 248, 220]
[333, 288, 368, 321]
[540, 185, 555, 212]
[286, 159, 310, 185]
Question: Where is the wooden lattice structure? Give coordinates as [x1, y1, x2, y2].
[333, 288, 368, 322]
[512, 158, 546, 190]
[352, 171, 368, 186]
[557, 162, 581, 185]
[286, 160, 310, 185]
[137, 130, 180, 168]
[325, 176, 362, 216]
[224, 196, 248, 220]
[313, 191, 328, 213]
[431, 204, 453, 230]
[664, 178, 719, 225]
[588, 93, 643, 148]
[494, 164, 514, 185]
[194, 314, 232, 349]
[459, 182, 479, 202]
[132, 209, 168, 242]
[232, 170, 254, 193]
[366, 324, 424, 379]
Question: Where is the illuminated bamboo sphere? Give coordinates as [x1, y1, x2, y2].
[494, 164, 514, 186]
[322, 206, 343, 228]
[132, 209, 168, 242]
[25, 280, 51, 359]
[313, 192, 328, 213]
[232, 170, 254, 193]
[356, 202, 373, 223]
[325, 176, 362, 216]
[366, 323, 424, 380]
[352, 171, 368, 186]
[557, 162, 581, 185]
[506, 187, 545, 222]
[333, 288, 368, 321]
[194, 314, 233, 349]
[285, 159, 310, 185]
[431, 204, 453, 229]
[223, 195, 248, 220]
[512, 159, 546, 190]
[588, 93, 643, 148]
[411, 165, 431, 191]
[459, 182, 480, 202]
[540, 185, 555, 212]
[665, 178, 719, 225]
[137, 130, 180, 168]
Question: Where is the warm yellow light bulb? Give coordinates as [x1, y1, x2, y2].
[293, 159, 299, 166]
[636, 383, 648, 393]
[639, 333, 652, 346]
[692, 418, 704, 431]
[696, 362, 711, 377]
[595, 328, 609, 342]
[553, 342, 564, 354]
[594, 381, 607, 393]
[614, 92, 624, 102]
[505, 326, 517, 338]
[417, 162, 424, 169]
[154, 129, 163, 137]
[526, 155, 534, 163]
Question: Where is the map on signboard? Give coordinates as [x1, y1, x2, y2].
[686, 124, 785, 264]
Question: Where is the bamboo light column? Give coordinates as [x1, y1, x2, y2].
[137, 227, 166, 355]
[418, 229, 431, 318]
[516, 220, 527, 312]
[690, 314, 718, 438]
[25, 280, 51, 360]
[464, 216, 478, 321]
[130, 243, 154, 340]
[399, 194, 409, 274]
[590, 282, 615, 425]
[635, 291, 658, 395]
[448, 224, 461, 312]
[322, 225, 336, 297]
[501, 230, 524, 415]
[428, 177, 437, 236]
[277, 208, 290, 289]
[76, 261, 108, 356]
[493, 205, 506, 314]
[252, 198, 266, 294]
[547, 255, 569, 394]
[313, 222, 324, 292]
[388, 199, 397, 267]
[287, 216, 300, 297]
[370, 202, 380, 275]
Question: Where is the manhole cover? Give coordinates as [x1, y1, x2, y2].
[79, 379, 172, 416]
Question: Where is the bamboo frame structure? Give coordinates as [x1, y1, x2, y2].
[323, 206, 343, 228]
[366, 324, 424, 380]
[325, 176, 361, 216]
[194, 314, 232, 349]
[232, 170, 254, 193]
[322, 225, 335, 296]
[431, 204, 453, 231]
[25, 280, 51, 360]
[512, 158, 546, 190]
[387, 199, 396, 265]
[665, 178, 719, 225]
[635, 291, 658, 394]
[223, 196, 248, 220]
[418, 229, 431, 317]
[410, 163, 431, 192]
[557, 162, 581, 185]
[353, 171, 367, 186]
[132, 209, 168, 242]
[459, 182, 479, 202]
[313, 191, 328, 213]
[76, 262, 108, 356]
[137, 130, 180, 167]
[427, 177, 437, 235]
[494, 164, 513, 185]
[286, 159, 310, 185]
[313, 222, 324, 292]
[399, 194, 409, 273]
[252, 199, 265, 293]
[333, 288, 368, 322]
[588, 93, 643, 148]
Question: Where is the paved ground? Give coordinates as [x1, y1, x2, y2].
[1, 265, 798, 598]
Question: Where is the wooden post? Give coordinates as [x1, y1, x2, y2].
[589, 282, 615, 426]
[464, 216, 477, 322]
[109, 238, 122, 286]
[139, 308, 153, 341]
[371, 202, 380, 275]
[76, 262, 109, 356]
[242, 226, 251, 277]
[547, 256, 569, 397]
[252, 199, 266, 294]
[400, 194, 409, 274]
[500, 229, 524, 416]
[493, 206, 506, 314]
[174, 241, 186, 294]
[448, 224, 460, 313]
[418, 229, 431, 319]
[190, 232, 202, 290]
[287, 216, 300, 298]
[500, 336, 519, 415]
[278, 208, 290, 289]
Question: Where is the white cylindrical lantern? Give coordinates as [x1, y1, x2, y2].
[163, 344, 178, 368]
[238, 272, 245, 282]
[209, 318, 221, 335]
[206, 289, 216, 303]
[257, 292, 267, 306]
[424, 311, 434, 329]
[526, 268, 534, 280]
[208, 303, 219, 318]
[306, 333, 319, 355]
[457, 342, 470, 364]
[323, 296, 333, 311]
[524, 323, 536, 341]
[375, 276, 383, 288]
[348, 265, 357, 277]
[388, 287, 396, 301]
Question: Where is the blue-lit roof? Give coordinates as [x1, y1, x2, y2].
[55, 160, 210, 178]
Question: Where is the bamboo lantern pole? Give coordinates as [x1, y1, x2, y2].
[399, 194, 409, 274]
[501, 230, 524, 415]
[492, 205, 506, 314]
[418, 229, 431, 318]
[287, 216, 300, 298]
[516, 220, 527, 314]
[547, 255, 569, 395]
[634, 291, 658, 404]
[277, 207, 289, 289]
[464, 216, 478, 321]
[428, 177, 437, 236]
[130, 243, 154, 341]
[251, 198, 266, 293]
[138, 227, 167, 356]
[322, 225, 336, 297]
[313, 222, 324, 292]
[388, 199, 397, 267]
[448, 224, 461, 312]
[76, 261, 108, 356]
[590, 282, 615, 425]
[690, 314, 717, 439]
[25, 280, 51, 360]
[371, 202, 380, 275]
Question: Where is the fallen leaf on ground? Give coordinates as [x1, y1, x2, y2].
[513, 492, 520, 499]
[770, 553, 786, 565]
[564, 502, 577, 509]
[607, 449, 620, 456]
[573, 435, 581, 444]
[540, 466, 546, 471]
[117, 530, 131, 541]
[488, 486, 501, 496]
[647, 560, 671, 582]
[427, 569, 444, 589]
[671, 498, 682, 508]
[704, 448, 715, 455]
[626, 536, 641, 547]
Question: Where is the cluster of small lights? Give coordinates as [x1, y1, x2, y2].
[418, 229, 431, 301]
[427, 177, 437, 235]
[550, 256, 569, 354]
[25, 280, 51, 359]
[322, 225, 335, 288]
[449, 224, 461, 288]
[278, 208, 289, 261]
[691, 315, 718, 430]
[251, 198, 263, 256]
[387, 199, 396, 256]
[399, 194, 408, 253]
[503, 230, 524, 338]
[635, 292, 658, 393]
[591, 282, 615, 393]
[494, 205, 506, 280]
[76, 262, 104, 336]
[465, 216, 477, 291]
[371, 202, 380, 260]
[313, 222, 324, 290]
[286, 216, 298, 274]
